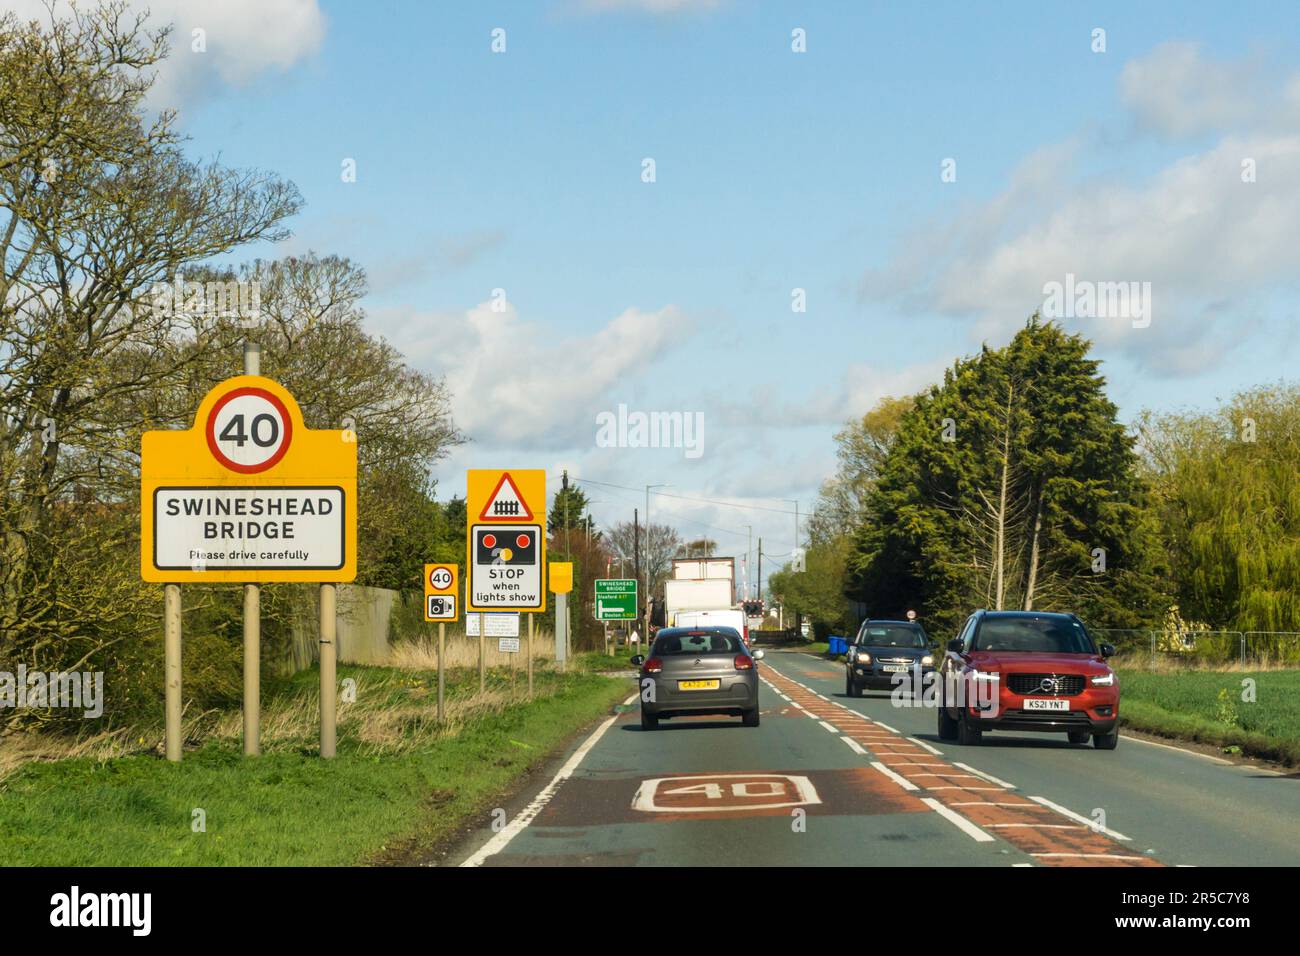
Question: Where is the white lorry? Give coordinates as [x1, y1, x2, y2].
[664, 557, 748, 643]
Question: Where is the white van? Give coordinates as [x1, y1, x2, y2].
[672, 608, 750, 645]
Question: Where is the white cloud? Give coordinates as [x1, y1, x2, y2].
[862, 118, 1300, 375]
[376, 299, 692, 448]
[7, 0, 326, 110]
[1119, 41, 1266, 139]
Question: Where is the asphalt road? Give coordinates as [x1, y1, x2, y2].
[445, 649, 1300, 867]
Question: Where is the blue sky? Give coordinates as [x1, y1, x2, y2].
[27, 0, 1300, 583]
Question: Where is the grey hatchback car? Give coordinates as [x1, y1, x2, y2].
[631, 626, 764, 730]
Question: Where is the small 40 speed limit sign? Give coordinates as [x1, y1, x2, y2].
[205, 386, 293, 473]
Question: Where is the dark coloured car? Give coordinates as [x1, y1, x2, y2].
[845, 619, 937, 696]
[631, 626, 764, 730]
[937, 610, 1120, 749]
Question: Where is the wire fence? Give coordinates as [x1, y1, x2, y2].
[1092, 629, 1300, 669]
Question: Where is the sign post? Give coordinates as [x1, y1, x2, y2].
[320, 583, 337, 758]
[141, 374, 357, 761]
[423, 563, 458, 720]
[550, 561, 573, 671]
[164, 584, 182, 761]
[242, 339, 261, 756]
[467, 469, 546, 697]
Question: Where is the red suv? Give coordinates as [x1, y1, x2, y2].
[937, 610, 1119, 750]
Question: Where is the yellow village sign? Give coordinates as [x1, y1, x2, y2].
[140, 375, 357, 583]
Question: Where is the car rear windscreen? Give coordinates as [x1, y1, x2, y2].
[972, 618, 1094, 654]
[653, 631, 743, 656]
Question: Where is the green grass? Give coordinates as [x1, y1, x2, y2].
[0, 669, 630, 866]
[572, 649, 638, 672]
[1117, 667, 1300, 766]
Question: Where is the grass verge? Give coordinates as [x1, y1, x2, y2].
[0, 666, 630, 866]
[1117, 667, 1300, 767]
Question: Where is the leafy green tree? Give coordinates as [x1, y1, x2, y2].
[1137, 384, 1300, 632]
[769, 537, 857, 639]
[851, 317, 1163, 634]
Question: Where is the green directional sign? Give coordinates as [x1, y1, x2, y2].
[594, 578, 638, 621]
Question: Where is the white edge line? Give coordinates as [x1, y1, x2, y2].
[874, 720, 900, 733]
[871, 761, 919, 791]
[951, 761, 1015, 789]
[1027, 795, 1130, 841]
[460, 693, 636, 867]
[921, 796, 996, 842]
[910, 737, 943, 755]
[841, 736, 867, 755]
[818, 720, 839, 733]
[1125, 734, 1234, 765]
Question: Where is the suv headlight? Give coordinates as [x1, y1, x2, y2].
[1090, 672, 1116, 686]
[970, 670, 999, 682]
[855, 651, 870, 664]
[921, 655, 934, 667]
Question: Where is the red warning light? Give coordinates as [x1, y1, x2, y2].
[482, 533, 497, 548]
[516, 533, 530, 548]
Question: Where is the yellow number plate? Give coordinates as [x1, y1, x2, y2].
[678, 679, 720, 690]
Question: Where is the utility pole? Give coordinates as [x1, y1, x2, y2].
[757, 538, 762, 605]
[561, 469, 570, 556]
[745, 524, 753, 600]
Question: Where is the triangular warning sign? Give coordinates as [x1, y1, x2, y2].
[478, 472, 534, 521]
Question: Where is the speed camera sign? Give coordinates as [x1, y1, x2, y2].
[423, 563, 459, 622]
[205, 386, 292, 474]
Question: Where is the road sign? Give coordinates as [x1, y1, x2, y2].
[467, 469, 546, 612]
[141, 375, 357, 583]
[498, 637, 521, 653]
[594, 578, 638, 621]
[466, 613, 520, 637]
[549, 561, 573, 594]
[424, 563, 459, 622]
[477, 472, 535, 521]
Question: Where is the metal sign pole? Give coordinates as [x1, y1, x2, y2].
[556, 592, 568, 672]
[320, 583, 337, 758]
[164, 584, 183, 762]
[478, 611, 486, 694]
[527, 612, 534, 698]
[437, 621, 445, 722]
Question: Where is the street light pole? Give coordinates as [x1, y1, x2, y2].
[645, 483, 668, 636]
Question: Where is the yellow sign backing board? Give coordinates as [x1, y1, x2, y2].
[466, 469, 546, 612]
[424, 563, 459, 621]
[140, 375, 358, 583]
[549, 561, 573, 594]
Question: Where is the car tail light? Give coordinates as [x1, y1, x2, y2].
[644, 657, 663, 674]
[734, 655, 753, 670]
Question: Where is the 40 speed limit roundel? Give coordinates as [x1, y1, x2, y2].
[205, 386, 293, 474]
